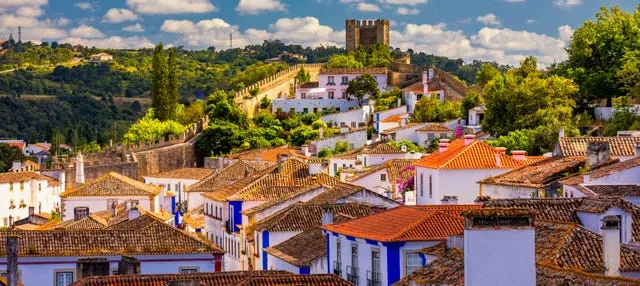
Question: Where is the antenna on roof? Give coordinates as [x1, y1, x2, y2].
[18, 26, 21, 43]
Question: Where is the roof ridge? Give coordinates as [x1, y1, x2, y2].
[389, 207, 440, 241]
[437, 140, 479, 169]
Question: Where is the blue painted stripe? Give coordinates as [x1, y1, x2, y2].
[262, 231, 269, 270]
[229, 201, 243, 233]
[326, 233, 331, 274]
[365, 239, 379, 246]
[299, 267, 310, 275]
[345, 235, 356, 241]
[418, 253, 427, 266]
[332, 232, 339, 237]
[385, 242, 405, 285]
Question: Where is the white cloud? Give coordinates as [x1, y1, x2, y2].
[126, 0, 217, 14]
[397, 7, 419, 15]
[526, 19, 536, 24]
[103, 8, 138, 23]
[357, 2, 381, 12]
[378, 0, 427, 6]
[15, 6, 44, 17]
[476, 13, 500, 26]
[0, 0, 48, 10]
[161, 19, 199, 34]
[553, 0, 582, 8]
[69, 25, 105, 38]
[59, 35, 154, 49]
[558, 25, 573, 42]
[74, 2, 93, 10]
[236, 0, 286, 15]
[122, 23, 144, 32]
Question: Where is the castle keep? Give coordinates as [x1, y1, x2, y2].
[345, 19, 389, 53]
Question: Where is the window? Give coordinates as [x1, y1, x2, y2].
[369, 249, 381, 286]
[38, 184, 41, 191]
[56, 271, 74, 286]
[429, 175, 433, 199]
[406, 253, 422, 275]
[179, 267, 199, 273]
[380, 174, 386, 182]
[341, 76, 349, 85]
[334, 239, 342, 276]
[301, 93, 307, 99]
[205, 203, 209, 215]
[229, 205, 234, 230]
[342, 91, 347, 98]
[19, 182, 24, 191]
[111, 269, 119, 275]
[328, 76, 335, 85]
[348, 244, 359, 284]
[303, 108, 309, 114]
[351, 244, 358, 269]
[9, 183, 13, 192]
[167, 184, 171, 191]
[420, 174, 424, 197]
[328, 91, 335, 99]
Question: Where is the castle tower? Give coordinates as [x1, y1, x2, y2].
[345, 19, 389, 53]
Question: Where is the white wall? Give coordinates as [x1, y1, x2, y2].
[143, 177, 200, 211]
[481, 184, 541, 200]
[320, 106, 373, 128]
[268, 254, 301, 274]
[62, 196, 153, 221]
[359, 153, 407, 167]
[464, 228, 535, 286]
[329, 159, 357, 177]
[0, 178, 60, 227]
[272, 99, 361, 114]
[349, 169, 392, 197]
[310, 130, 367, 155]
[577, 207, 633, 243]
[318, 73, 387, 94]
[417, 131, 454, 148]
[416, 168, 512, 204]
[385, 123, 429, 144]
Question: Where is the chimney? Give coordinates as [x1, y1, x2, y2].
[8, 216, 13, 227]
[495, 147, 506, 167]
[400, 116, 408, 127]
[401, 144, 407, 152]
[301, 144, 311, 157]
[438, 139, 450, 153]
[635, 143, 640, 157]
[586, 141, 611, 168]
[28, 206, 34, 217]
[558, 128, 565, 138]
[422, 69, 429, 95]
[322, 205, 334, 225]
[76, 258, 110, 279]
[397, 97, 401, 108]
[277, 153, 289, 172]
[6, 235, 18, 286]
[117, 256, 141, 275]
[110, 201, 117, 217]
[601, 215, 621, 276]
[128, 206, 141, 221]
[168, 280, 201, 286]
[512, 150, 527, 161]
[75, 153, 85, 184]
[441, 196, 458, 205]
[463, 208, 536, 286]
[464, 134, 475, 146]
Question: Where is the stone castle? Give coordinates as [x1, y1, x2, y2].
[345, 19, 389, 53]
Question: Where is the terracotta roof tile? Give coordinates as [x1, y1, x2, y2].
[331, 141, 399, 159]
[202, 166, 277, 201]
[0, 222, 222, 257]
[583, 185, 640, 197]
[379, 123, 427, 135]
[478, 156, 586, 188]
[0, 172, 53, 184]
[187, 160, 275, 193]
[234, 274, 352, 286]
[379, 114, 407, 123]
[304, 183, 377, 204]
[319, 67, 387, 75]
[560, 156, 640, 186]
[347, 159, 415, 182]
[362, 143, 405, 154]
[265, 228, 326, 267]
[230, 147, 307, 162]
[300, 81, 319, 88]
[416, 124, 453, 132]
[60, 172, 161, 197]
[322, 205, 479, 242]
[415, 140, 545, 169]
[145, 168, 215, 180]
[557, 137, 640, 157]
[68, 271, 292, 286]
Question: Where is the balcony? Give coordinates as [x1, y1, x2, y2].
[367, 271, 381, 286]
[347, 265, 359, 285]
[333, 261, 342, 277]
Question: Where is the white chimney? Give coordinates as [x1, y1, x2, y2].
[463, 134, 475, 146]
[441, 196, 458, 205]
[512, 150, 527, 161]
[397, 97, 401, 108]
[422, 69, 429, 95]
[495, 147, 506, 167]
[439, 139, 450, 153]
[322, 205, 334, 225]
[75, 153, 85, 184]
[558, 128, 565, 138]
[301, 145, 310, 157]
[601, 215, 621, 276]
[128, 206, 141, 221]
[401, 144, 407, 152]
[463, 208, 536, 286]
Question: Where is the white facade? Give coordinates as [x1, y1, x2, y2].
[142, 177, 201, 211]
[297, 73, 387, 100]
[381, 123, 429, 144]
[348, 169, 395, 197]
[0, 254, 217, 286]
[310, 129, 367, 155]
[415, 168, 512, 204]
[416, 130, 454, 148]
[0, 176, 61, 227]
[481, 184, 542, 200]
[320, 106, 373, 128]
[62, 195, 158, 221]
[267, 253, 327, 275]
[562, 165, 640, 198]
[576, 207, 633, 244]
[272, 99, 361, 114]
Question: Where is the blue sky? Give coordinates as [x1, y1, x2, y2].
[0, 0, 638, 66]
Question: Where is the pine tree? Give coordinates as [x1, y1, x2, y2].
[166, 48, 180, 120]
[151, 43, 169, 120]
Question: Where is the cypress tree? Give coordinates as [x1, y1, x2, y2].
[151, 43, 168, 120]
[166, 48, 179, 120]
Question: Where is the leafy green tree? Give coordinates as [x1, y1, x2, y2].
[151, 44, 169, 120]
[327, 54, 364, 68]
[411, 95, 462, 122]
[347, 74, 379, 106]
[166, 48, 180, 120]
[318, 148, 333, 158]
[259, 96, 271, 109]
[197, 122, 244, 156]
[0, 143, 26, 172]
[460, 91, 484, 117]
[389, 140, 425, 153]
[176, 101, 205, 125]
[289, 126, 318, 146]
[562, 5, 640, 106]
[296, 67, 310, 83]
[476, 64, 500, 86]
[206, 90, 249, 129]
[123, 110, 186, 144]
[374, 87, 401, 112]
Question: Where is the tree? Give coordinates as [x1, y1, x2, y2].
[296, 67, 310, 83]
[166, 48, 179, 120]
[0, 143, 26, 172]
[197, 122, 244, 156]
[562, 5, 640, 106]
[476, 64, 500, 86]
[123, 110, 186, 144]
[346, 74, 379, 106]
[411, 95, 462, 123]
[460, 91, 483, 119]
[151, 44, 169, 120]
[374, 87, 401, 112]
[327, 54, 363, 68]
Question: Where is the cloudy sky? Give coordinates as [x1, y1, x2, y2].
[0, 0, 637, 66]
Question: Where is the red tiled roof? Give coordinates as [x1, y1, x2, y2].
[299, 81, 319, 88]
[187, 160, 275, 193]
[60, 172, 161, 197]
[231, 147, 307, 162]
[560, 156, 640, 186]
[347, 159, 415, 182]
[477, 156, 586, 188]
[379, 114, 406, 123]
[145, 168, 215, 180]
[0, 172, 53, 184]
[557, 136, 640, 157]
[416, 124, 453, 132]
[414, 140, 545, 169]
[68, 271, 290, 286]
[322, 205, 478, 242]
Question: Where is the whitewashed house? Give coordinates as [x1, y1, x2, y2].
[272, 67, 387, 114]
[322, 204, 479, 286]
[0, 172, 62, 227]
[0, 216, 224, 286]
[320, 105, 373, 129]
[374, 106, 408, 132]
[416, 124, 455, 149]
[327, 143, 414, 177]
[59, 172, 161, 221]
[379, 122, 429, 143]
[344, 159, 416, 200]
[143, 168, 215, 213]
[554, 136, 640, 161]
[560, 156, 640, 199]
[414, 135, 543, 204]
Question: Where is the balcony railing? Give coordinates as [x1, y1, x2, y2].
[333, 261, 342, 277]
[347, 265, 359, 285]
[367, 271, 381, 286]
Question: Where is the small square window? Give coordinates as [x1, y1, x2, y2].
[380, 174, 386, 182]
